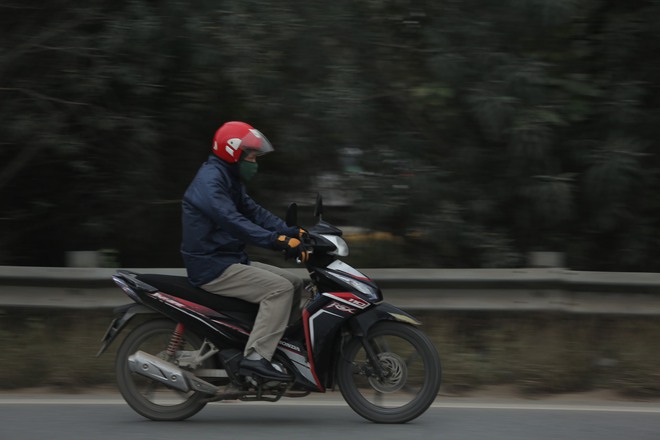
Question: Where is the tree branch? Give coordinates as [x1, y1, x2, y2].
[0, 144, 41, 193]
[0, 87, 91, 106]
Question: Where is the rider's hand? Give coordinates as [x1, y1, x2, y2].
[283, 227, 307, 240]
[274, 235, 309, 262]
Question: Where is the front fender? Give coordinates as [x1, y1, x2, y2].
[96, 303, 157, 356]
[348, 302, 421, 337]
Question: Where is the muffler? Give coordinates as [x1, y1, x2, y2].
[127, 351, 219, 395]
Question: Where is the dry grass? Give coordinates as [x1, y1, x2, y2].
[0, 310, 117, 390]
[1, 309, 659, 396]
[417, 311, 660, 397]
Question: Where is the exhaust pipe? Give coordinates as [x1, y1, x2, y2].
[128, 351, 219, 395]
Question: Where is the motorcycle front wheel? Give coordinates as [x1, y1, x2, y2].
[337, 321, 441, 423]
[115, 319, 212, 421]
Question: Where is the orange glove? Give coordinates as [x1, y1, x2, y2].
[274, 235, 309, 262]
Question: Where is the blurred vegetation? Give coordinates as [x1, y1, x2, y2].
[1, 0, 660, 270]
[1, 309, 659, 397]
[419, 311, 660, 397]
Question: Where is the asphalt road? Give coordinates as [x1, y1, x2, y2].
[1, 393, 660, 440]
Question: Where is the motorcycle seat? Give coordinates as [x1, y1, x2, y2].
[136, 273, 259, 316]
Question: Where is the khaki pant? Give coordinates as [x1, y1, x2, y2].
[201, 262, 303, 360]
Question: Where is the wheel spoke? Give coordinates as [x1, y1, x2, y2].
[141, 380, 158, 400]
[374, 335, 390, 353]
[373, 389, 384, 405]
[402, 383, 419, 395]
[406, 350, 420, 367]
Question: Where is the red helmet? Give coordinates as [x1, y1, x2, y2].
[212, 121, 274, 163]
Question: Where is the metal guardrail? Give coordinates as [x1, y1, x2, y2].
[1, 266, 660, 314]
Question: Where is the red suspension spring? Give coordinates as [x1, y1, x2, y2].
[166, 323, 185, 358]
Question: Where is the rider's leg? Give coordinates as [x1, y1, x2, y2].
[201, 263, 294, 361]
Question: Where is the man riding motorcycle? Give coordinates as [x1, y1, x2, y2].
[180, 121, 308, 382]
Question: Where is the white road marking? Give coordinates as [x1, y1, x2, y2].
[0, 396, 658, 413]
[431, 402, 660, 413]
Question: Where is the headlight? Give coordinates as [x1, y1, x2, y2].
[331, 273, 379, 300]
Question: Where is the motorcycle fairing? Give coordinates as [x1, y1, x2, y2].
[299, 290, 380, 391]
[137, 273, 259, 317]
[314, 266, 383, 303]
[107, 271, 257, 353]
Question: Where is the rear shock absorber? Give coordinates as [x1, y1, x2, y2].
[166, 323, 185, 359]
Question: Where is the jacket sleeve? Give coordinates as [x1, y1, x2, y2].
[241, 190, 300, 238]
[186, 171, 281, 249]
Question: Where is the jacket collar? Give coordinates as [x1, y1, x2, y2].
[209, 154, 240, 179]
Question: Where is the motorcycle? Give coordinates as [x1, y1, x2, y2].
[97, 194, 441, 423]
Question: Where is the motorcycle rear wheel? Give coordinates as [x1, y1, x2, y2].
[337, 321, 441, 423]
[115, 319, 213, 421]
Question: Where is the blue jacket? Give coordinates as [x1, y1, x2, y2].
[181, 155, 298, 286]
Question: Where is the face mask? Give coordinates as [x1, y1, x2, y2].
[239, 160, 258, 182]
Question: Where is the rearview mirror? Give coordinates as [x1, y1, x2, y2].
[313, 193, 323, 220]
[285, 202, 298, 227]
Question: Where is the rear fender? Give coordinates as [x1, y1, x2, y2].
[96, 303, 157, 356]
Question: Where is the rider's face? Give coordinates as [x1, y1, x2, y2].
[243, 151, 258, 163]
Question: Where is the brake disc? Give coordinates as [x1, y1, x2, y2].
[368, 352, 407, 393]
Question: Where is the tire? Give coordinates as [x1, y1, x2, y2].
[115, 319, 212, 421]
[337, 321, 441, 423]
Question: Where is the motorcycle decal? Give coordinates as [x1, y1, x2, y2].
[326, 301, 356, 314]
[278, 340, 302, 353]
[302, 309, 324, 391]
[151, 292, 223, 318]
[152, 291, 250, 337]
[338, 270, 372, 282]
[211, 318, 250, 336]
[307, 309, 342, 352]
[279, 344, 316, 385]
[323, 292, 370, 309]
[150, 292, 237, 340]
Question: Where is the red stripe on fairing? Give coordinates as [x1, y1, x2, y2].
[151, 291, 223, 317]
[212, 319, 250, 335]
[151, 291, 250, 335]
[338, 270, 372, 281]
[324, 292, 370, 309]
[326, 292, 360, 300]
[302, 309, 324, 392]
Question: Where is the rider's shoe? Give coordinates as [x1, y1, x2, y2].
[239, 358, 291, 382]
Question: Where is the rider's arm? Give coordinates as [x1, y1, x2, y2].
[186, 171, 280, 249]
[240, 189, 300, 238]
